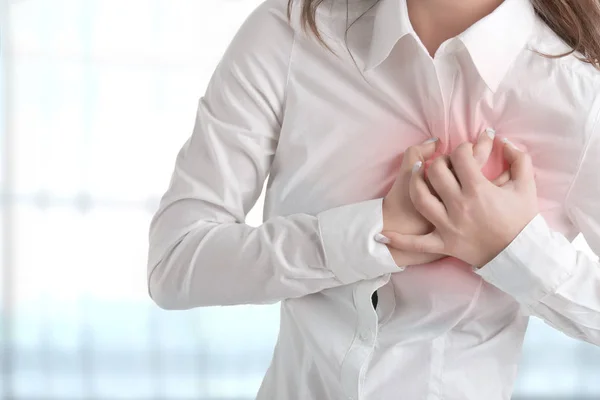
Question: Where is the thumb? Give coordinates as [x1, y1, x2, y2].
[491, 169, 511, 187]
[404, 137, 440, 167]
[378, 230, 445, 254]
[502, 138, 534, 186]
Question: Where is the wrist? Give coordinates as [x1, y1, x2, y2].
[473, 214, 538, 268]
[381, 197, 399, 231]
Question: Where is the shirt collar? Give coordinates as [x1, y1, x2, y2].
[365, 0, 413, 72]
[365, 0, 537, 92]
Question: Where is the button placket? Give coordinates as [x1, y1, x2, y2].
[340, 279, 383, 400]
[358, 329, 372, 342]
[432, 52, 459, 150]
[375, 277, 396, 326]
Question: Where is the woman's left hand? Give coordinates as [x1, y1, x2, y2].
[378, 138, 539, 268]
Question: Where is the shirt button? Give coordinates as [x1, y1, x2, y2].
[358, 330, 372, 342]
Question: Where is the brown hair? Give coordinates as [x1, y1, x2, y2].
[287, 0, 600, 69]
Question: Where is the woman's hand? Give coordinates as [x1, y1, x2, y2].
[381, 130, 498, 267]
[382, 137, 440, 237]
[380, 138, 539, 268]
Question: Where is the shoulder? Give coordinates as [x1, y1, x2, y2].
[526, 15, 600, 87]
[221, 0, 295, 62]
[208, 0, 296, 99]
[522, 14, 600, 140]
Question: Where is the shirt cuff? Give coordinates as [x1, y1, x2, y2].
[474, 213, 577, 305]
[316, 197, 404, 285]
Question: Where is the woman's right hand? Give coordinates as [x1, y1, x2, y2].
[381, 130, 498, 267]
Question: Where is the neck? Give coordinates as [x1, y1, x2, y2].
[407, 0, 505, 57]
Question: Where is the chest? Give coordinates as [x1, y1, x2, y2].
[274, 41, 589, 222]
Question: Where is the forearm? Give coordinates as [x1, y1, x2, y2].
[148, 197, 401, 309]
[475, 214, 600, 346]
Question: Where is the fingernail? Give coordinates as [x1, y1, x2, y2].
[374, 233, 390, 244]
[412, 160, 423, 173]
[423, 137, 439, 144]
[485, 128, 496, 139]
[502, 137, 520, 150]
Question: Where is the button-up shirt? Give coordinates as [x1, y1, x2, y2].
[146, 0, 600, 398]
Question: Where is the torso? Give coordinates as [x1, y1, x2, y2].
[258, 2, 600, 399]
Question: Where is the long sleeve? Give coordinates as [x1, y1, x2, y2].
[474, 95, 600, 346]
[146, 0, 400, 310]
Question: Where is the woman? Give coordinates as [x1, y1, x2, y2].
[147, 0, 600, 398]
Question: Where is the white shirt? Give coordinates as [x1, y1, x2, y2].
[146, 0, 600, 398]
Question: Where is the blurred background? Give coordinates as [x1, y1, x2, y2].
[0, 0, 599, 399]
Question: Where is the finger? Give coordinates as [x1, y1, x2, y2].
[402, 137, 440, 171]
[389, 248, 448, 266]
[410, 161, 449, 227]
[491, 169, 511, 186]
[502, 138, 535, 187]
[473, 128, 496, 167]
[425, 175, 439, 201]
[380, 230, 446, 254]
[449, 142, 487, 191]
[427, 155, 461, 204]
